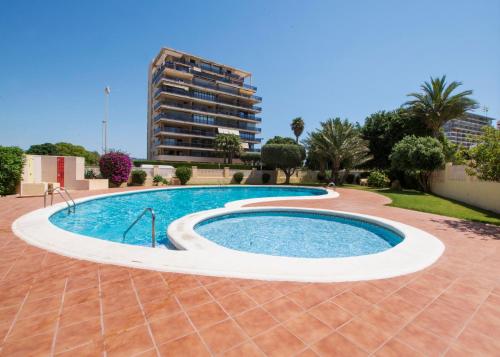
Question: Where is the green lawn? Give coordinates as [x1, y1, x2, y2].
[343, 184, 500, 225]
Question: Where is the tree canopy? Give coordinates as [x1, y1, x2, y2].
[265, 136, 297, 145]
[405, 75, 478, 137]
[0, 146, 25, 196]
[214, 134, 241, 164]
[361, 109, 431, 169]
[290, 117, 305, 143]
[464, 127, 500, 182]
[261, 144, 305, 184]
[390, 135, 445, 192]
[26, 142, 100, 165]
[304, 118, 371, 183]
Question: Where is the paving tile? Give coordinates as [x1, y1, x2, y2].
[55, 340, 103, 356]
[63, 286, 99, 308]
[338, 318, 391, 352]
[221, 341, 264, 356]
[103, 304, 145, 335]
[396, 322, 450, 356]
[104, 324, 154, 357]
[59, 298, 101, 327]
[374, 338, 424, 357]
[149, 311, 193, 344]
[200, 319, 247, 354]
[157, 332, 211, 356]
[356, 305, 407, 335]
[377, 294, 421, 320]
[286, 284, 332, 309]
[253, 326, 305, 357]
[101, 290, 139, 315]
[235, 307, 278, 337]
[455, 326, 500, 355]
[1, 332, 54, 356]
[262, 296, 303, 322]
[331, 291, 372, 315]
[351, 282, 388, 304]
[296, 348, 320, 357]
[244, 283, 282, 304]
[6, 309, 58, 341]
[18, 293, 62, 319]
[284, 313, 332, 344]
[218, 291, 257, 316]
[142, 296, 181, 321]
[205, 279, 240, 299]
[312, 332, 367, 356]
[185, 301, 227, 330]
[54, 317, 102, 354]
[309, 300, 353, 329]
[176, 286, 213, 309]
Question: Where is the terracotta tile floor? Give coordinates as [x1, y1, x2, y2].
[0, 187, 499, 356]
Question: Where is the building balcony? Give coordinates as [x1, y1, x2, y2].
[153, 61, 257, 91]
[157, 78, 262, 103]
[153, 102, 262, 123]
[154, 141, 215, 151]
[153, 113, 262, 133]
[154, 88, 262, 113]
[154, 126, 262, 143]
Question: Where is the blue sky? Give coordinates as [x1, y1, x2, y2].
[1, 0, 499, 158]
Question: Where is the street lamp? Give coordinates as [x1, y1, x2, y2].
[102, 86, 111, 153]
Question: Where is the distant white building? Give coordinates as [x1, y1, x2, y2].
[443, 112, 494, 147]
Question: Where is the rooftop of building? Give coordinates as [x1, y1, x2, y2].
[152, 47, 251, 78]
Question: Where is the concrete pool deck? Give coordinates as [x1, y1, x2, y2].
[0, 187, 499, 356]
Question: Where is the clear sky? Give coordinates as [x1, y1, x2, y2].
[1, 0, 499, 158]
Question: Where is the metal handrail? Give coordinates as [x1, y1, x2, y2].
[122, 208, 156, 247]
[44, 187, 76, 213]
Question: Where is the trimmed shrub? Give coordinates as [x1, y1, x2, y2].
[262, 172, 271, 184]
[153, 175, 163, 186]
[84, 169, 97, 179]
[175, 166, 192, 185]
[0, 146, 25, 196]
[233, 172, 244, 184]
[317, 172, 326, 182]
[162, 177, 169, 185]
[99, 152, 132, 186]
[131, 170, 147, 186]
[367, 170, 390, 188]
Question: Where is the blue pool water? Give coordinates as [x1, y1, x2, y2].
[195, 211, 403, 258]
[50, 186, 326, 247]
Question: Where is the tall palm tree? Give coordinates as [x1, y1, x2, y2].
[406, 76, 478, 137]
[304, 118, 371, 183]
[290, 117, 305, 143]
[214, 134, 241, 164]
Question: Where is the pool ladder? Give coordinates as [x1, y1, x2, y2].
[122, 208, 156, 247]
[44, 187, 76, 214]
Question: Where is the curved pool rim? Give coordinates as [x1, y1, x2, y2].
[12, 186, 445, 282]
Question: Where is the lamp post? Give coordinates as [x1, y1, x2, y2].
[102, 86, 111, 154]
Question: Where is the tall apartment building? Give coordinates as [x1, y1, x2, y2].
[147, 48, 262, 162]
[443, 112, 493, 147]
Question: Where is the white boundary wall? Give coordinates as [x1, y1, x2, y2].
[431, 163, 500, 213]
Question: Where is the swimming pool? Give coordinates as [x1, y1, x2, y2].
[194, 211, 404, 258]
[49, 186, 327, 247]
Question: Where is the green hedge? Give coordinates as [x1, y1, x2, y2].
[133, 159, 253, 170]
[0, 146, 25, 196]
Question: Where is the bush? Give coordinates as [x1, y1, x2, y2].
[0, 146, 25, 196]
[162, 177, 169, 185]
[175, 166, 192, 185]
[99, 151, 132, 186]
[131, 170, 147, 186]
[367, 170, 390, 188]
[262, 172, 271, 184]
[317, 172, 326, 182]
[390, 135, 445, 192]
[84, 169, 97, 179]
[233, 172, 244, 184]
[153, 175, 163, 186]
[240, 152, 261, 167]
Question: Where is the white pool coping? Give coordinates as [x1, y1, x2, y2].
[12, 185, 444, 282]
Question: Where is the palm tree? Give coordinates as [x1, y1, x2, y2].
[406, 76, 478, 137]
[214, 134, 241, 164]
[290, 117, 305, 143]
[304, 118, 371, 184]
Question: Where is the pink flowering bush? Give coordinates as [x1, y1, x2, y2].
[99, 151, 132, 186]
